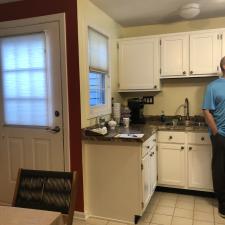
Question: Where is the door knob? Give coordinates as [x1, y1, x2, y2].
[46, 126, 61, 133]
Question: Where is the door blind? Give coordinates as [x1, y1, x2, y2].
[0, 33, 49, 126]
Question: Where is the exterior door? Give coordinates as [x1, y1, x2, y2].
[0, 19, 66, 204]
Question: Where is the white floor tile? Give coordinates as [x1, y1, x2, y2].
[193, 221, 214, 225]
[154, 206, 174, 216]
[151, 214, 172, 225]
[86, 218, 109, 225]
[176, 200, 195, 210]
[194, 211, 214, 222]
[195, 203, 214, 214]
[171, 216, 193, 225]
[174, 208, 193, 219]
[158, 198, 177, 207]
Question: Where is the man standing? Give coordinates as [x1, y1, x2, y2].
[202, 56, 225, 217]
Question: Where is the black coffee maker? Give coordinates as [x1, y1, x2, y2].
[128, 98, 145, 124]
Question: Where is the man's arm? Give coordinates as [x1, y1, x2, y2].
[202, 109, 218, 135]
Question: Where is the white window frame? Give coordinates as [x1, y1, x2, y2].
[87, 26, 111, 118]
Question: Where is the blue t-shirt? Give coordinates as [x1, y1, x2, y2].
[202, 77, 225, 136]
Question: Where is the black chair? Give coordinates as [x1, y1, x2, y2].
[12, 168, 78, 225]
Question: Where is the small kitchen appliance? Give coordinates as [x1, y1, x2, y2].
[128, 98, 145, 124]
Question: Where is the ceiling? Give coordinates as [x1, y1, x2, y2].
[90, 0, 225, 27]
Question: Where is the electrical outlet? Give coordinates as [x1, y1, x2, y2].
[143, 96, 154, 104]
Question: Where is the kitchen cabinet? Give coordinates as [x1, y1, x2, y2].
[118, 37, 160, 91]
[190, 31, 221, 75]
[82, 133, 157, 223]
[158, 143, 185, 187]
[187, 132, 213, 191]
[160, 29, 223, 78]
[157, 131, 213, 192]
[188, 145, 213, 190]
[160, 34, 189, 77]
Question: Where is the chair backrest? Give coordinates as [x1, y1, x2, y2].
[12, 169, 78, 225]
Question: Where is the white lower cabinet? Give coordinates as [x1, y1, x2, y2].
[158, 131, 213, 192]
[158, 143, 185, 187]
[82, 133, 157, 223]
[141, 152, 151, 209]
[188, 145, 213, 190]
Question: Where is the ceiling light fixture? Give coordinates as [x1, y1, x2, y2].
[179, 3, 200, 19]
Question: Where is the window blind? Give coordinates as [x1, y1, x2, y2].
[0, 33, 49, 126]
[88, 28, 108, 73]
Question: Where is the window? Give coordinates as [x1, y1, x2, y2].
[88, 28, 110, 117]
[0, 33, 49, 126]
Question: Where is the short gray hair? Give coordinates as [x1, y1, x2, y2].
[220, 56, 225, 73]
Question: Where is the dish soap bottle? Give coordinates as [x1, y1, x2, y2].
[160, 110, 166, 123]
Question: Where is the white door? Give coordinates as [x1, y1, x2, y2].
[141, 153, 151, 210]
[158, 143, 185, 187]
[190, 31, 221, 75]
[0, 20, 66, 204]
[188, 145, 213, 190]
[150, 145, 157, 195]
[160, 34, 189, 77]
[119, 37, 160, 90]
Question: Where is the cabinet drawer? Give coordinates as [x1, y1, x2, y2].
[158, 131, 185, 144]
[187, 132, 210, 145]
[142, 134, 157, 157]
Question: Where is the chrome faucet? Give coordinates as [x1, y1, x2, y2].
[184, 98, 190, 121]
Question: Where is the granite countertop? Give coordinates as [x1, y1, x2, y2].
[82, 120, 208, 143]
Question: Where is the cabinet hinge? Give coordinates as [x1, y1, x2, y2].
[117, 43, 119, 49]
[141, 202, 144, 209]
[217, 66, 219, 71]
[141, 164, 144, 170]
[221, 34, 223, 40]
[160, 68, 162, 74]
[160, 40, 162, 46]
[217, 34, 220, 40]
[118, 83, 120, 88]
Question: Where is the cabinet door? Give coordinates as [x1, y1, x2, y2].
[119, 37, 160, 90]
[190, 32, 221, 75]
[150, 145, 157, 195]
[158, 143, 185, 187]
[188, 145, 213, 190]
[141, 153, 151, 210]
[161, 34, 189, 77]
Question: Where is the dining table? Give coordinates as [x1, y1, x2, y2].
[0, 205, 64, 225]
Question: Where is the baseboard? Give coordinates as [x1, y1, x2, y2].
[156, 186, 216, 198]
[73, 211, 89, 221]
[0, 202, 10, 206]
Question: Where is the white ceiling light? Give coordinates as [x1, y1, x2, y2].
[179, 3, 200, 19]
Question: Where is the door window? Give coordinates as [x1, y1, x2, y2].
[0, 33, 49, 126]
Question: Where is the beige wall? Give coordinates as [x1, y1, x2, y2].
[77, 0, 121, 128]
[119, 17, 225, 116]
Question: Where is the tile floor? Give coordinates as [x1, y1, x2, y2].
[76, 191, 225, 225]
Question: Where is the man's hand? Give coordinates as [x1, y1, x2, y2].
[202, 109, 218, 135]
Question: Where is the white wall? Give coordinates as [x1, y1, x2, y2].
[77, 0, 122, 128]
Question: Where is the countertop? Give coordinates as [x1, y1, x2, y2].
[82, 120, 208, 143]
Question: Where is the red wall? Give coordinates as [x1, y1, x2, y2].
[0, 0, 83, 211]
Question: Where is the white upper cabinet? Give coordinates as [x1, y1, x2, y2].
[160, 34, 189, 77]
[190, 31, 222, 76]
[118, 37, 160, 91]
